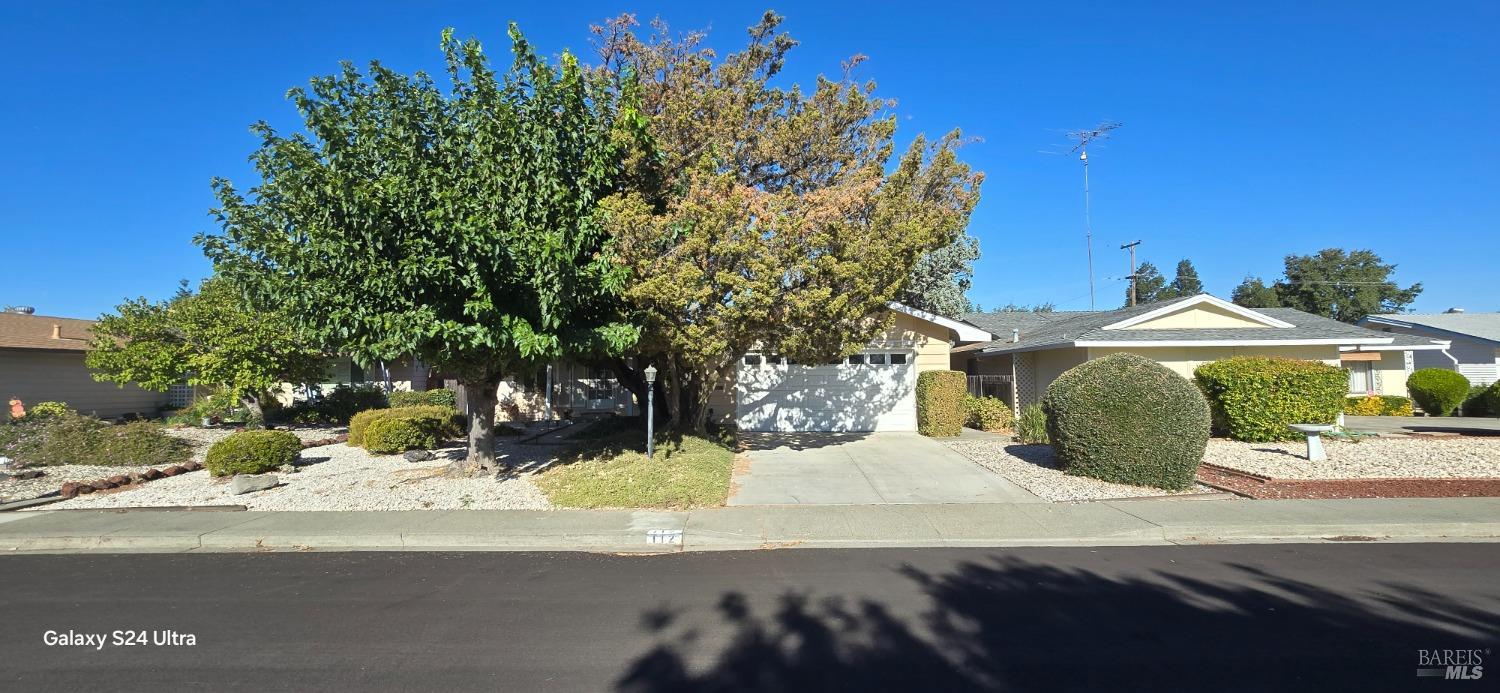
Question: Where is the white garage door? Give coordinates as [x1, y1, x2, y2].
[735, 352, 917, 432]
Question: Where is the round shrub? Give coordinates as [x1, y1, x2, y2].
[1461, 385, 1491, 417]
[1482, 382, 1500, 419]
[1194, 357, 1347, 442]
[204, 430, 300, 477]
[916, 371, 967, 437]
[1043, 353, 1210, 490]
[364, 416, 440, 454]
[963, 394, 1014, 432]
[349, 405, 462, 447]
[1406, 368, 1471, 416]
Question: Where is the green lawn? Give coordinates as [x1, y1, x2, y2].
[535, 423, 735, 510]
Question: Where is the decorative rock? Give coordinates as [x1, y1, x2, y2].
[59, 482, 81, 499]
[278, 464, 297, 474]
[106, 474, 131, 486]
[228, 474, 279, 495]
[14, 470, 45, 480]
[160, 466, 186, 477]
[403, 450, 435, 463]
[181, 461, 203, 472]
[94, 479, 118, 490]
[142, 468, 163, 480]
[77, 484, 96, 494]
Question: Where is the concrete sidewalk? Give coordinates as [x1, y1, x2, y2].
[2, 497, 1497, 553]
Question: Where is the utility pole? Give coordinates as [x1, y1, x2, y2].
[1120, 240, 1142, 307]
[1066, 122, 1121, 310]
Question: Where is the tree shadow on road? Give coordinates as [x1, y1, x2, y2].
[616, 554, 1498, 692]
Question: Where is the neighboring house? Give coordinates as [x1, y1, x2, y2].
[953, 294, 1450, 415]
[1359, 310, 1500, 386]
[0, 310, 169, 418]
[494, 303, 989, 432]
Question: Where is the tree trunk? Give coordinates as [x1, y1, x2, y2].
[240, 393, 266, 430]
[459, 373, 503, 475]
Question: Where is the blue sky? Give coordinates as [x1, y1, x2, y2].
[2, 1, 1495, 318]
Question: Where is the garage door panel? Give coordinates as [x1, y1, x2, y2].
[736, 362, 915, 432]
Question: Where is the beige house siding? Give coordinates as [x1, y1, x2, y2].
[1374, 351, 1410, 397]
[1, 349, 169, 418]
[867, 311, 952, 375]
[1123, 302, 1274, 330]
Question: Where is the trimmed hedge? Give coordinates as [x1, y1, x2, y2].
[1194, 357, 1347, 442]
[1461, 385, 1491, 417]
[349, 406, 462, 449]
[1407, 368, 1470, 416]
[1043, 353, 1210, 490]
[388, 389, 458, 409]
[916, 370, 967, 437]
[204, 430, 300, 477]
[364, 416, 440, 453]
[963, 394, 1014, 432]
[1486, 382, 1500, 418]
[1342, 395, 1414, 417]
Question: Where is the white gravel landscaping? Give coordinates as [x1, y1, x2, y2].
[1202, 436, 1500, 480]
[944, 440, 1218, 502]
[43, 438, 556, 511]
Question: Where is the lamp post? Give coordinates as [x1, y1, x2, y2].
[643, 365, 657, 459]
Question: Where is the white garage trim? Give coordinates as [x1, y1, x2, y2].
[735, 350, 917, 432]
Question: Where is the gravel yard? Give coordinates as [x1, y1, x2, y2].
[1202, 437, 1500, 480]
[944, 440, 1218, 502]
[43, 438, 556, 511]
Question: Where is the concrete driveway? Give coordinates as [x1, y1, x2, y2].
[1344, 415, 1500, 436]
[729, 432, 1042, 505]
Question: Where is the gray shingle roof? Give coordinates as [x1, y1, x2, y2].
[1364, 313, 1500, 345]
[964, 296, 1439, 355]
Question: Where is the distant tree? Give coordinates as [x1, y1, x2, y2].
[1231, 277, 1281, 308]
[1271, 249, 1422, 323]
[86, 278, 326, 426]
[1168, 259, 1203, 297]
[201, 26, 637, 471]
[995, 302, 1056, 313]
[901, 234, 981, 318]
[1127, 262, 1168, 305]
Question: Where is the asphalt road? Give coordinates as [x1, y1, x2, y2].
[1, 544, 1495, 691]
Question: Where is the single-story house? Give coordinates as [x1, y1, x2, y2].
[1358, 310, 1500, 386]
[953, 294, 1451, 415]
[0, 310, 170, 418]
[496, 303, 990, 432]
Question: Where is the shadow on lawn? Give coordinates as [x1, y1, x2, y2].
[615, 554, 1497, 692]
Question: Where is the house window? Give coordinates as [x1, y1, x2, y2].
[1347, 362, 1373, 395]
[847, 354, 866, 365]
[890, 353, 909, 365]
[867, 353, 887, 365]
[587, 367, 613, 400]
[744, 354, 762, 366]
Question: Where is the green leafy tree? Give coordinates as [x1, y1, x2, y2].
[86, 278, 326, 425]
[200, 26, 637, 472]
[1231, 276, 1281, 308]
[995, 302, 1056, 313]
[593, 13, 981, 431]
[1270, 249, 1422, 323]
[1168, 259, 1203, 297]
[1127, 262, 1168, 305]
[901, 234, 981, 318]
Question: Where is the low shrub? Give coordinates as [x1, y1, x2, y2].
[1378, 395, 1414, 416]
[204, 430, 301, 476]
[1406, 368, 1471, 416]
[962, 394, 1014, 432]
[1342, 395, 1383, 417]
[27, 401, 71, 419]
[916, 371, 966, 437]
[1461, 385, 1491, 417]
[1015, 404, 1049, 444]
[0, 413, 191, 468]
[1485, 382, 1500, 418]
[388, 389, 458, 409]
[316, 384, 388, 424]
[349, 406, 462, 448]
[1044, 353, 1210, 490]
[1194, 357, 1347, 442]
[363, 416, 441, 453]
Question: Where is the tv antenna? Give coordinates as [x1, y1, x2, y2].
[1066, 121, 1122, 309]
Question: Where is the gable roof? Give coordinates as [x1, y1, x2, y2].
[889, 302, 993, 343]
[1360, 313, 1500, 346]
[962, 294, 1443, 355]
[0, 312, 97, 352]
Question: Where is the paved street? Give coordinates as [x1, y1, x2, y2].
[730, 432, 1041, 505]
[2, 544, 1495, 691]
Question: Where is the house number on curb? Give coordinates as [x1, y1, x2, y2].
[646, 529, 683, 545]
